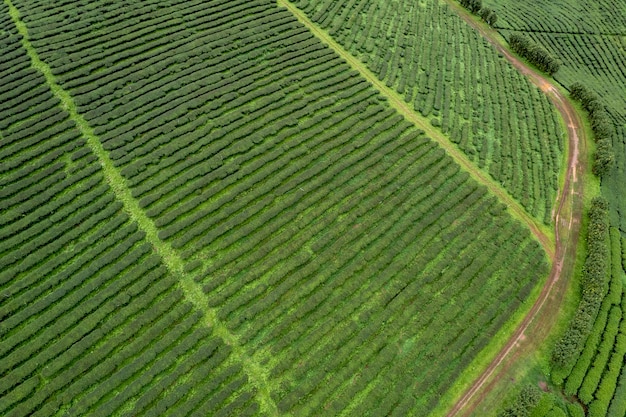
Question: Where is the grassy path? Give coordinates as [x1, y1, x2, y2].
[279, 0, 554, 259]
[5, 1, 280, 415]
[440, 1, 587, 416]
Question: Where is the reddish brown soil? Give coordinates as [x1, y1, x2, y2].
[443, 3, 587, 417]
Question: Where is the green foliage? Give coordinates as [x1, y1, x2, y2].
[566, 402, 585, 417]
[509, 33, 561, 75]
[563, 228, 622, 394]
[545, 408, 567, 417]
[577, 305, 621, 403]
[587, 324, 626, 417]
[569, 82, 615, 177]
[460, 0, 483, 13]
[299, 0, 564, 223]
[551, 197, 610, 374]
[0, 0, 551, 416]
[529, 393, 555, 417]
[499, 385, 542, 417]
[478, 6, 498, 26]
[563, 299, 610, 396]
[608, 351, 626, 417]
[593, 138, 615, 177]
[608, 228, 624, 305]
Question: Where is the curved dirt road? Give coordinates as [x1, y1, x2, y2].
[443, 3, 587, 417]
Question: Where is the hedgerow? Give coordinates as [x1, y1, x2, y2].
[570, 82, 615, 177]
[551, 197, 610, 378]
[509, 33, 561, 75]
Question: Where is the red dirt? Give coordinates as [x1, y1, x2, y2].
[444, 4, 587, 417]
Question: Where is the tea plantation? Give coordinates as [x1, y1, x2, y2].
[0, 0, 556, 416]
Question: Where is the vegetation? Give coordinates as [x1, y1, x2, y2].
[551, 197, 610, 378]
[498, 385, 542, 417]
[0, 0, 552, 415]
[294, 0, 564, 224]
[484, 0, 626, 237]
[503, 388, 584, 417]
[482, 2, 626, 415]
[460, 0, 483, 14]
[459, 0, 498, 26]
[569, 83, 615, 177]
[532, 219, 625, 417]
[507, 236, 626, 417]
[508, 33, 561, 75]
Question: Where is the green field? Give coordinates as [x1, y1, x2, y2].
[293, 0, 565, 224]
[0, 0, 554, 416]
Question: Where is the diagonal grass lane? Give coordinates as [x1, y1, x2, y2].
[4, 1, 280, 415]
[278, 0, 555, 260]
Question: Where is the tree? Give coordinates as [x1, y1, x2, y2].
[460, 0, 482, 14]
[509, 33, 560, 75]
[593, 139, 615, 177]
[479, 7, 498, 26]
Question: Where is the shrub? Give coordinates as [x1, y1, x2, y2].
[509, 34, 560, 75]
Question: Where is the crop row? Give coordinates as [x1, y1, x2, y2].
[526, 33, 626, 93]
[1, 6, 262, 415]
[294, 0, 564, 222]
[484, 0, 626, 238]
[572, 229, 626, 416]
[554, 226, 626, 416]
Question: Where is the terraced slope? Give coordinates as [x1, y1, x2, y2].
[291, 0, 565, 224]
[2, 0, 549, 416]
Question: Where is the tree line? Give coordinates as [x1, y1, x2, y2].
[459, 0, 498, 26]
[508, 33, 561, 75]
[551, 197, 610, 371]
[570, 82, 615, 177]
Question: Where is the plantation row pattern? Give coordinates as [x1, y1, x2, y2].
[0, 3, 262, 416]
[292, 0, 564, 224]
[4, 0, 551, 415]
[485, 0, 626, 35]
[503, 217, 626, 417]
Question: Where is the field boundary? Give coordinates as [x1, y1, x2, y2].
[279, 0, 554, 259]
[4, 1, 279, 415]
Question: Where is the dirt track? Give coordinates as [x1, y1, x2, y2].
[443, 3, 587, 416]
